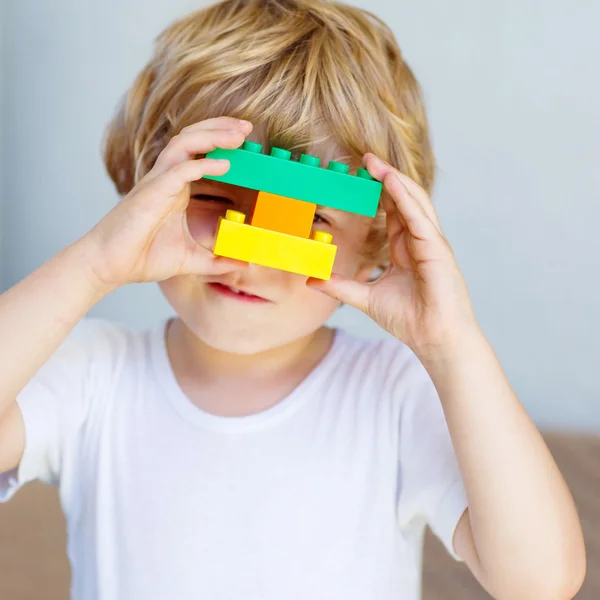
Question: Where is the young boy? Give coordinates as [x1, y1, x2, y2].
[0, 0, 586, 599]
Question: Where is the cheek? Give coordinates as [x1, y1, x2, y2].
[157, 277, 187, 307]
[331, 244, 365, 278]
[290, 281, 341, 327]
[328, 218, 372, 278]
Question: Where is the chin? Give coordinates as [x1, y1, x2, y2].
[190, 315, 298, 355]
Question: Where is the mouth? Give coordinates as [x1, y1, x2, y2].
[207, 282, 271, 303]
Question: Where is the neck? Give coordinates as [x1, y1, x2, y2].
[166, 317, 334, 385]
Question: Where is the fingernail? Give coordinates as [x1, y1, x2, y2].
[238, 119, 251, 126]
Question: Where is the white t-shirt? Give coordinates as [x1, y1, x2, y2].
[0, 318, 468, 600]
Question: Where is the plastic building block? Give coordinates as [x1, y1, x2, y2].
[214, 210, 336, 280]
[250, 191, 316, 238]
[205, 141, 382, 217]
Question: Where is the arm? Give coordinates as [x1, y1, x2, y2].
[420, 325, 586, 600]
[0, 240, 112, 473]
[0, 116, 253, 474]
[309, 153, 586, 600]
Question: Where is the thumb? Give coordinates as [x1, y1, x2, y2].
[180, 242, 247, 276]
[306, 273, 371, 312]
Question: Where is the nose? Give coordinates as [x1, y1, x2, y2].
[236, 187, 259, 216]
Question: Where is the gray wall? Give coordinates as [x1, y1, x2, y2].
[1, 0, 599, 431]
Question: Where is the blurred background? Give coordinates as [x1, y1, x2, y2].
[1, 0, 599, 598]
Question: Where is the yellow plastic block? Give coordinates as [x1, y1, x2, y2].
[214, 210, 336, 280]
[250, 191, 316, 238]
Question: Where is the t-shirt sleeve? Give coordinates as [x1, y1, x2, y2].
[0, 318, 116, 502]
[395, 354, 469, 561]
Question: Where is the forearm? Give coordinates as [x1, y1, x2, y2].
[0, 236, 113, 417]
[419, 326, 585, 599]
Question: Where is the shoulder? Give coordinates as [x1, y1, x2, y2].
[20, 318, 164, 421]
[59, 317, 135, 357]
[322, 328, 447, 460]
[43, 317, 153, 381]
[324, 327, 438, 428]
[332, 328, 431, 392]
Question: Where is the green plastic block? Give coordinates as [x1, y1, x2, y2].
[204, 142, 382, 217]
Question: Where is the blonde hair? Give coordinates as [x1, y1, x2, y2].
[103, 0, 435, 267]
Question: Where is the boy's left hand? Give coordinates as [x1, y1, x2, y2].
[308, 153, 479, 358]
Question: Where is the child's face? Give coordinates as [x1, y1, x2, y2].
[158, 178, 376, 354]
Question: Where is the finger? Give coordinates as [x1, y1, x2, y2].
[363, 152, 429, 202]
[151, 128, 246, 174]
[380, 192, 413, 267]
[306, 274, 371, 313]
[179, 117, 253, 135]
[363, 153, 443, 233]
[382, 192, 405, 241]
[153, 158, 231, 198]
[180, 247, 248, 276]
[382, 172, 439, 241]
[179, 208, 249, 275]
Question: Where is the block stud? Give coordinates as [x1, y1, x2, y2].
[225, 209, 246, 224]
[356, 167, 375, 180]
[311, 230, 333, 244]
[205, 144, 383, 217]
[327, 161, 350, 174]
[242, 141, 262, 153]
[270, 147, 292, 160]
[299, 154, 321, 167]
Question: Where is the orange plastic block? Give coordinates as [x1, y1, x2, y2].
[250, 191, 316, 238]
[214, 210, 336, 280]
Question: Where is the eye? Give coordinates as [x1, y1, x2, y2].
[313, 212, 330, 226]
[191, 194, 234, 205]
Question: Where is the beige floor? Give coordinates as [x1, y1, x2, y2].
[0, 432, 598, 599]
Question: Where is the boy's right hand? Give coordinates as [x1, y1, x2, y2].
[86, 117, 253, 291]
